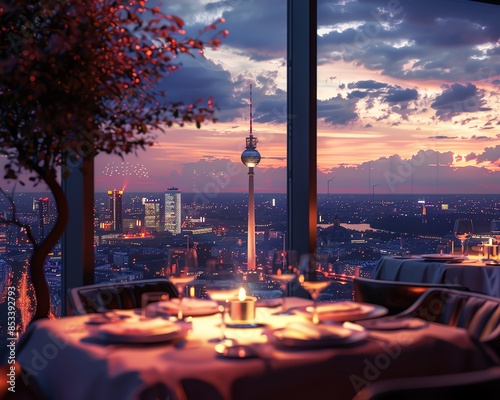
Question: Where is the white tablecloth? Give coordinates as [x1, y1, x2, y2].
[15, 298, 497, 400]
[371, 257, 500, 297]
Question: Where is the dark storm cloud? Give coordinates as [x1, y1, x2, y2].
[347, 80, 388, 89]
[202, 0, 287, 61]
[477, 145, 500, 163]
[431, 83, 490, 120]
[157, 56, 241, 121]
[318, 95, 359, 125]
[318, 0, 500, 82]
[347, 90, 369, 99]
[427, 135, 458, 139]
[465, 152, 477, 162]
[385, 88, 418, 103]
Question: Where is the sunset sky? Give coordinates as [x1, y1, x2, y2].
[4, 0, 500, 195]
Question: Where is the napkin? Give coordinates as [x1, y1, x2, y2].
[152, 298, 219, 316]
[306, 301, 361, 314]
[278, 321, 352, 340]
[98, 318, 179, 336]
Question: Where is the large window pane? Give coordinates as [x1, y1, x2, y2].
[316, 0, 500, 299]
[91, 1, 288, 303]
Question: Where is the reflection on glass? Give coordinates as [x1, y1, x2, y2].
[298, 254, 331, 324]
[453, 219, 473, 256]
[268, 250, 298, 314]
[166, 248, 198, 320]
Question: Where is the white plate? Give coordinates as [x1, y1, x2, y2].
[269, 321, 368, 348]
[96, 318, 189, 344]
[292, 301, 388, 322]
[149, 298, 219, 317]
[421, 254, 468, 262]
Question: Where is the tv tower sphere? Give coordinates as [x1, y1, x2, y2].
[241, 147, 261, 168]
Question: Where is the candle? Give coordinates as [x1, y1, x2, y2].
[229, 288, 256, 323]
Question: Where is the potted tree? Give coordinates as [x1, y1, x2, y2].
[0, 0, 227, 320]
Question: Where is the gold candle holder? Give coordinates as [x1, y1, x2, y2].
[228, 289, 256, 323]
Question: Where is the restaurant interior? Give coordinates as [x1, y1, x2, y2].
[1, 0, 500, 399]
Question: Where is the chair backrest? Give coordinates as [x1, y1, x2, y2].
[397, 288, 500, 353]
[67, 278, 178, 315]
[352, 366, 500, 400]
[353, 277, 470, 315]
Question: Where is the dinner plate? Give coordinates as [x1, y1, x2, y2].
[148, 298, 219, 317]
[269, 321, 368, 348]
[292, 301, 388, 322]
[96, 318, 190, 344]
[420, 254, 468, 263]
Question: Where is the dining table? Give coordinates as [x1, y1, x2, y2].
[371, 255, 500, 297]
[14, 297, 498, 400]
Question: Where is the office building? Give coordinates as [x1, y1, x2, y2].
[164, 188, 181, 234]
[143, 198, 162, 232]
[107, 189, 123, 232]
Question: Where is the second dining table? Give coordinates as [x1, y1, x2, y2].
[371, 255, 500, 297]
[14, 297, 498, 400]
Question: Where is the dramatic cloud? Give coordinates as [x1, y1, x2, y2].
[477, 145, 500, 163]
[431, 83, 490, 120]
[318, 95, 359, 125]
[385, 88, 418, 103]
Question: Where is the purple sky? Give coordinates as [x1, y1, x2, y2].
[2, 0, 500, 195]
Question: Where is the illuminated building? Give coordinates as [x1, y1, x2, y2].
[107, 189, 124, 232]
[143, 198, 162, 232]
[165, 188, 181, 234]
[37, 197, 51, 239]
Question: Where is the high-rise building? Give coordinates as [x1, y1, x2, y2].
[37, 197, 51, 239]
[164, 188, 181, 234]
[143, 198, 162, 232]
[107, 189, 123, 232]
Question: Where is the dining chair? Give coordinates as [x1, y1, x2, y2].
[395, 288, 500, 356]
[353, 277, 470, 315]
[67, 278, 178, 315]
[351, 366, 500, 400]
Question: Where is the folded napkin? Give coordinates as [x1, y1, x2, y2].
[358, 317, 427, 331]
[99, 318, 179, 336]
[151, 298, 219, 316]
[306, 301, 361, 314]
[278, 321, 352, 340]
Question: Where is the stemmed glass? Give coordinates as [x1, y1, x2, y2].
[491, 220, 500, 260]
[453, 219, 473, 257]
[268, 250, 298, 314]
[206, 286, 240, 342]
[298, 254, 331, 324]
[166, 248, 198, 320]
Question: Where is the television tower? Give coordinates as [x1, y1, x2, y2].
[241, 83, 261, 270]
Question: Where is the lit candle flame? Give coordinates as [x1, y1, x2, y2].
[238, 287, 246, 301]
[277, 268, 282, 276]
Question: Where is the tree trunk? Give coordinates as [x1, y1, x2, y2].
[30, 169, 69, 321]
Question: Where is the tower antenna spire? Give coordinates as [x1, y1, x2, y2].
[249, 82, 253, 137]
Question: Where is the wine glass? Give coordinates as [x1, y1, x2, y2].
[491, 220, 500, 259]
[166, 248, 198, 320]
[298, 254, 331, 324]
[268, 250, 298, 314]
[453, 219, 473, 257]
[205, 286, 240, 342]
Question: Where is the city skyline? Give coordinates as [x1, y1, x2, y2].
[1, 0, 500, 195]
